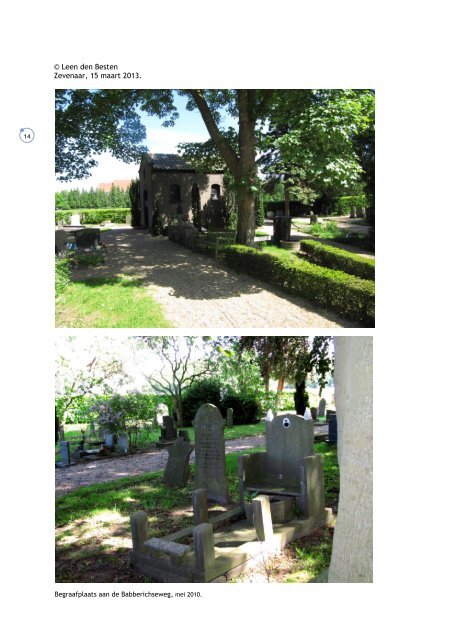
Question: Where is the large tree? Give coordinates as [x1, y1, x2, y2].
[328, 336, 373, 582]
[140, 336, 217, 427]
[238, 336, 332, 415]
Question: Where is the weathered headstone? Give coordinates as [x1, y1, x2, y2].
[70, 212, 81, 226]
[318, 398, 327, 419]
[265, 413, 314, 484]
[226, 408, 233, 428]
[193, 404, 228, 504]
[117, 433, 129, 454]
[178, 429, 190, 442]
[104, 432, 115, 449]
[162, 415, 177, 439]
[60, 441, 71, 466]
[163, 437, 194, 487]
[310, 407, 318, 420]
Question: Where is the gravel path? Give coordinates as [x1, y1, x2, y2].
[72, 229, 352, 328]
[55, 435, 265, 497]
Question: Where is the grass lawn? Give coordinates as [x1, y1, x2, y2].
[55, 276, 172, 328]
[55, 443, 338, 583]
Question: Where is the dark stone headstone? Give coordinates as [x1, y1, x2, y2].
[60, 441, 71, 466]
[193, 404, 228, 504]
[163, 437, 194, 487]
[162, 415, 177, 439]
[226, 408, 233, 428]
[273, 215, 291, 244]
[178, 429, 190, 442]
[328, 414, 338, 445]
[265, 413, 314, 486]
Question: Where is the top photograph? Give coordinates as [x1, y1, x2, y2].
[55, 89, 375, 329]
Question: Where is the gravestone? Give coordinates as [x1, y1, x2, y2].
[265, 413, 314, 484]
[318, 398, 327, 419]
[328, 414, 338, 445]
[104, 432, 115, 449]
[117, 433, 129, 454]
[163, 437, 194, 487]
[162, 415, 177, 440]
[154, 403, 169, 428]
[193, 404, 228, 504]
[273, 215, 291, 244]
[55, 230, 68, 254]
[226, 408, 233, 428]
[70, 212, 81, 226]
[60, 441, 71, 466]
[178, 429, 190, 442]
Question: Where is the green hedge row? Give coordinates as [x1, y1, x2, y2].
[335, 195, 369, 215]
[300, 240, 375, 281]
[223, 245, 375, 326]
[54, 208, 131, 225]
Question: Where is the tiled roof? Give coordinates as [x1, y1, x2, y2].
[147, 153, 193, 171]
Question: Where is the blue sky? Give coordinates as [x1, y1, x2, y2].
[56, 92, 237, 191]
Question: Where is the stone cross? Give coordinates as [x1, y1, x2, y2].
[193, 404, 228, 504]
[163, 437, 194, 487]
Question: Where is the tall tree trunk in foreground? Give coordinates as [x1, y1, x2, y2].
[328, 337, 373, 583]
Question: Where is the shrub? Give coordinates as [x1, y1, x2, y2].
[55, 256, 71, 296]
[335, 195, 369, 215]
[129, 180, 141, 228]
[80, 208, 130, 224]
[223, 244, 375, 326]
[220, 391, 260, 425]
[54, 208, 131, 225]
[181, 378, 261, 425]
[300, 240, 375, 280]
[182, 378, 223, 425]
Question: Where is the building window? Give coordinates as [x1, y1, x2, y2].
[169, 184, 181, 203]
[211, 184, 221, 200]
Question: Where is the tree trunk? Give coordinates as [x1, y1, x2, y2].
[55, 408, 60, 445]
[328, 337, 373, 582]
[284, 180, 290, 217]
[173, 395, 183, 428]
[294, 378, 306, 415]
[236, 188, 256, 245]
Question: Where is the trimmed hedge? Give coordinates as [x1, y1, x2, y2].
[223, 245, 374, 326]
[54, 208, 131, 225]
[335, 195, 369, 215]
[300, 240, 375, 281]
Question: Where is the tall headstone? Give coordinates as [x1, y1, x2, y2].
[60, 441, 71, 466]
[193, 404, 228, 505]
[226, 408, 234, 428]
[117, 433, 129, 454]
[328, 414, 338, 445]
[104, 432, 115, 449]
[318, 398, 327, 419]
[265, 413, 314, 485]
[163, 437, 194, 487]
[70, 212, 81, 226]
[162, 415, 177, 439]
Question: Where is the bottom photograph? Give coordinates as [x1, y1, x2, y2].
[55, 335, 372, 584]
